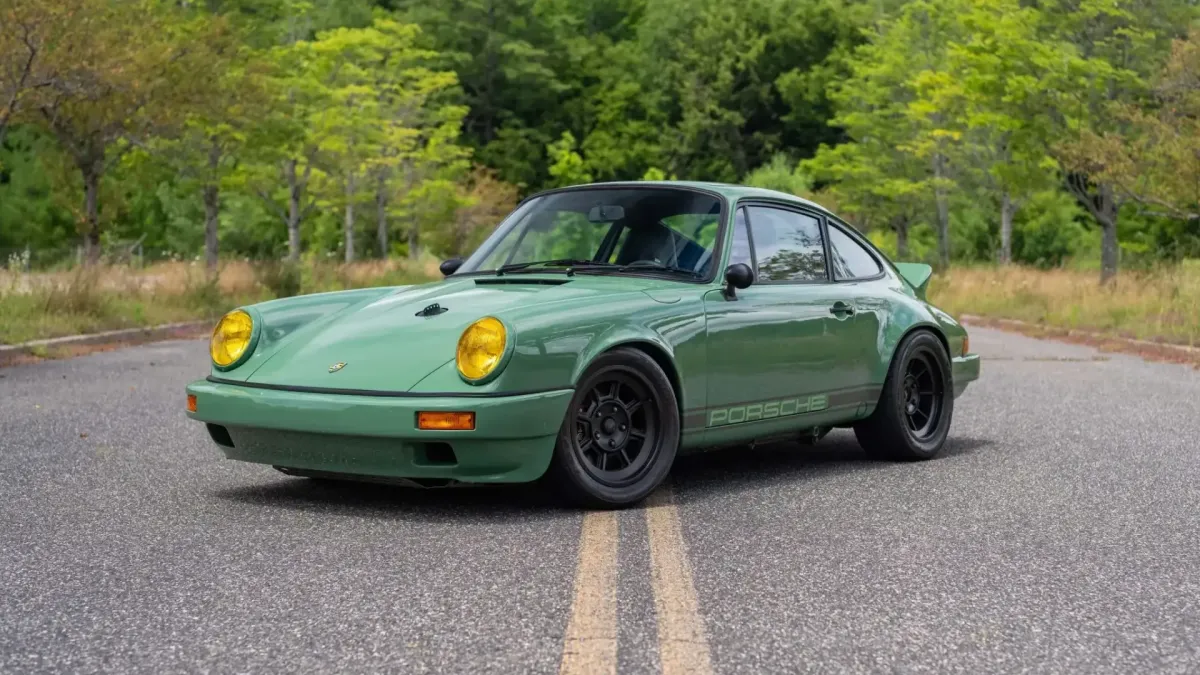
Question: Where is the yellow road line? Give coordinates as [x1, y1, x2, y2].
[646, 486, 714, 675]
[559, 510, 619, 675]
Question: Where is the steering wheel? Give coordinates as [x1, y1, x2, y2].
[624, 260, 662, 267]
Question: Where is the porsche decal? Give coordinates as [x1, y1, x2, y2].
[707, 394, 829, 428]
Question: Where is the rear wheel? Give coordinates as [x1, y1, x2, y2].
[547, 348, 679, 508]
[854, 331, 953, 461]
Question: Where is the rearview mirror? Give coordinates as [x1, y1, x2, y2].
[587, 205, 625, 223]
[723, 263, 753, 300]
[440, 258, 463, 277]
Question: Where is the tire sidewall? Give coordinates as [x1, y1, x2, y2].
[551, 349, 680, 507]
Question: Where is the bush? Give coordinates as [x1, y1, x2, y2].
[254, 260, 302, 299]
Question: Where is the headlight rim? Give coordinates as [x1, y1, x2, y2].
[456, 315, 514, 385]
[210, 307, 261, 372]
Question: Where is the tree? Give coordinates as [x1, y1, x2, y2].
[639, 0, 864, 182]
[390, 0, 565, 189]
[1046, 0, 1195, 283]
[240, 27, 332, 262]
[361, 20, 469, 259]
[0, 0, 68, 149]
[20, 0, 224, 263]
[804, 142, 929, 259]
[1062, 28, 1200, 226]
[444, 164, 518, 256]
[938, 0, 1064, 264]
[807, 0, 967, 266]
[139, 21, 258, 272]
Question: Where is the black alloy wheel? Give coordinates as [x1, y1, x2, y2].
[901, 350, 945, 440]
[547, 348, 679, 507]
[574, 374, 659, 485]
[854, 330, 953, 461]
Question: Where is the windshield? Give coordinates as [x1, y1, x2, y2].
[457, 187, 724, 279]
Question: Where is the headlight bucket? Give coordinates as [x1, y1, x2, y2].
[456, 316, 513, 384]
[210, 308, 260, 371]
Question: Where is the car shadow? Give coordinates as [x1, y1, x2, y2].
[211, 434, 994, 519]
[668, 433, 995, 503]
[212, 474, 575, 524]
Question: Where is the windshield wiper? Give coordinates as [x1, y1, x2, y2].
[615, 262, 704, 278]
[496, 259, 619, 276]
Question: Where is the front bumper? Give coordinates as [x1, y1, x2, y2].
[952, 353, 980, 398]
[185, 379, 573, 483]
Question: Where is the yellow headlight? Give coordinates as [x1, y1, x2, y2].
[210, 309, 254, 368]
[456, 317, 507, 381]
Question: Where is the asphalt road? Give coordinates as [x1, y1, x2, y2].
[2, 327, 1199, 674]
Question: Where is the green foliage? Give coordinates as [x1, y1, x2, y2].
[743, 155, 812, 197]
[547, 132, 592, 188]
[2, 0, 1198, 282]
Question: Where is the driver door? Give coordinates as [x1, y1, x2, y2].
[702, 205, 877, 437]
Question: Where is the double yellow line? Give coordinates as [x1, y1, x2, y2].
[558, 487, 714, 675]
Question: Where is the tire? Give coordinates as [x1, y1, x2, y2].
[546, 348, 680, 508]
[854, 330, 953, 461]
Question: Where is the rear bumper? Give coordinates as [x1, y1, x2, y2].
[952, 353, 980, 398]
[185, 379, 573, 483]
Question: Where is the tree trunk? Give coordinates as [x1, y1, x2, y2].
[407, 215, 419, 261]
[284, 159, 301, 262]
[403, 159, 418, 260]
[932, 153, 951, 269]
[203, 183, 220, 273]
[203, 138, 221, 273]
[81, 164, 102, 265]
[375, 173, 389, 258]
[999, 191, 1015, 265]
[1098, 183, 1119, 284]
[344, 172, 356, 263]
[892, 215, 909, 260]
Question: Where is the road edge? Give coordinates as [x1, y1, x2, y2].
[0, 321, 210, 367]
[961, 314, 1200, 368]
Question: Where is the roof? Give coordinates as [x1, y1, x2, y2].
[571, 180, 831, 214]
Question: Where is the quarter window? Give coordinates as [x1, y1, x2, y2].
[729, 208, 753, 269]
[745, 206, 827, 282]
[828, 226, 881, 281]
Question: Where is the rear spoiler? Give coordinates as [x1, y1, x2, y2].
[893, 262, 932, 301]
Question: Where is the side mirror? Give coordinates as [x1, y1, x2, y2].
[723, 263, 754, 300]
[439, 258, 463, 277]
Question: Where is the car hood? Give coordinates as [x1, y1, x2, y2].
[243, 274, 656, 392]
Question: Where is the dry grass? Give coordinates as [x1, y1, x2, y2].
[0, 257, 439, 345]
[929, 264, 1200, 346]
[5, 258, 1196, 349]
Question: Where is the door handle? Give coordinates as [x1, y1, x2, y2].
[829, 302, 855, 317]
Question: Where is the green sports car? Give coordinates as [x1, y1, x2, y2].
[186, 182, 979, 507]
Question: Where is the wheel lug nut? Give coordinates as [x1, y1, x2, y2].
[608, 440, 615, 448]
[620, 425, 626, 431]
[594, 432, 600, 439]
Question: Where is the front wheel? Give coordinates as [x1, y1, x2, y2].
[546, 348, 679, 508]
[854, 330, 953, 461]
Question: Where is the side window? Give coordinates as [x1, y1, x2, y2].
[729, 208, 753, 269]
[828, 226, 882, 281]
[745, 206, 827, 282]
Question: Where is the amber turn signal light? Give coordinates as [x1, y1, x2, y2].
[417, 411, 475, 431]
[186, 394, 197, 413]
[962, 336, 970, 355]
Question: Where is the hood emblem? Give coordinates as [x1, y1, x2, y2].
[328, 362, 347, 373]
[416, 302, 448, 317]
